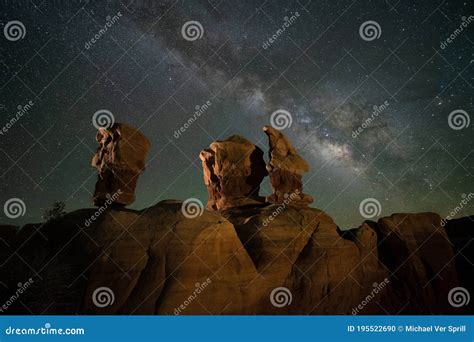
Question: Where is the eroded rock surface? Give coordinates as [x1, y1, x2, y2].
[199, 135, 267, 211]
[263, 126, 313, 205]
[91, 123, 150, 206]
[373, 213, 459, 313]
[444, 216, 474, 314]
[1, 207, 468, 315]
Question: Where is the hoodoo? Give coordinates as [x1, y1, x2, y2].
[199, 135, 267, 210]
[263, 125, 313, 205]
[91, 123, 150, 206]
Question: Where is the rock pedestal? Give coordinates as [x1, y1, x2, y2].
[263, 125, 313, 205]
[199, 135, 267, 211]
[91, 123, 150, 206]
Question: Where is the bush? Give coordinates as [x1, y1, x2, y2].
[43, 201, 66, 222]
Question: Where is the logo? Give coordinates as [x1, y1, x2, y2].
[92, 109, 115, 130]
[3, 198, 26, 219]
[4, 21, 26, 41]
[181, 21, 204, 41]
[448, 109, 470, 130]
[92, 287, 115, 308]
[270, 109, 293, 130]
[181, 198, 204, 219]
[270, 287, 292, 307]
[448, 287, 470, 308]
[359, 198, 381, 219]
[359, 21, 381, 41]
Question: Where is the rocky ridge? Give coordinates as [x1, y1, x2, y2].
[0, 205, 471, 314]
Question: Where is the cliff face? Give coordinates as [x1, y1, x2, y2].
[1, 203, 470, 315]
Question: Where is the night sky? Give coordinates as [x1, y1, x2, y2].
[0, 0, 473, 228]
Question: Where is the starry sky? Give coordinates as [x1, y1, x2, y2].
[0, 0, 473, 228]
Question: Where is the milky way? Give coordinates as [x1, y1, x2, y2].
[0, 0, 473, 228]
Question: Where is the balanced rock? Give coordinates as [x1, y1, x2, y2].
[199, 135, 267, 211]
[91, 123, 150, 206]
[263, 125, 313, 204]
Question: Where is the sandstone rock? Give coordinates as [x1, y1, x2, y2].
[0, 207, 467, 315]
[91, 123, 150, 206]
[338, 223, 391, 314]
[263, 125, 313, 205]
[199, 135, 267, 211]
[0, 125, 469, 315]
[222, 205, 382, 314]
[444, 216, 474, 314]
[374, 213, 458, 314]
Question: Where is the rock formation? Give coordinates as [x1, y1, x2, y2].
[263, 125, 313, 205]
[373, 213, 458, 312]
[91, 123, 150, 206]
[0, 126, 471, 316]
[444, 216, 474, 314]
[1, 206, 470, 315]
[199, 135, 267, 211]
